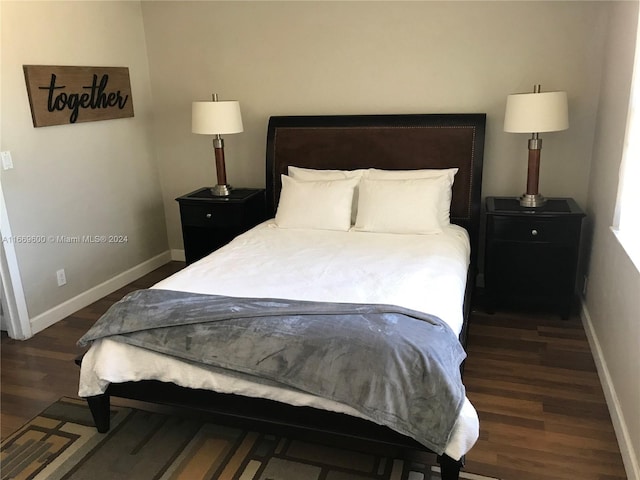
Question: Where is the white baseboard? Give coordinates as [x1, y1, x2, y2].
[29, 251, 172, 336]
[580, 301, 640, 480]
[171, 249, 185, 262]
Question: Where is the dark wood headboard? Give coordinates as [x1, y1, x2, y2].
[265, 114, 486, 265]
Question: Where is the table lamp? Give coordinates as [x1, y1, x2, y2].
[192, 94, 243, 196]
[504, 85, 569, 207]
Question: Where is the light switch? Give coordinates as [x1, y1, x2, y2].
[1, 151, 13, 170]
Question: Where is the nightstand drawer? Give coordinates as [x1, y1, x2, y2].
[491, 217, 572, 243]
[179, 204, 243, 228]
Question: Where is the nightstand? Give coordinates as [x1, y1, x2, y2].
[176, 187, 266, 264]
[484, 197, 585, 319]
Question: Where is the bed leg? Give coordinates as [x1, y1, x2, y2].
[437, 454, 463, 480]
[85, 394, 111, 433]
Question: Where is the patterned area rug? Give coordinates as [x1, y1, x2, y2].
[1, 398, 498, 480]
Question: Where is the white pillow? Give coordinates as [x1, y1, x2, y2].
[275, 175, 358, 231]
[365, 168, 458, 226]
[354, 177, 444, 234]
[288, 166, 366, 181]
[288, 166, 366, 224]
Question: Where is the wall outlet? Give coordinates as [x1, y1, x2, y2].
[56, 269, 67, 286]
[1, 151, 13, 170]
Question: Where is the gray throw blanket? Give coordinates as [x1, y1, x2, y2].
[78, 289, 466, 454]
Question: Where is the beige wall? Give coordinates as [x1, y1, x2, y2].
[584, 2, 640, 477]
[140, 1, 608, 251]
[0, 1, 168, 322]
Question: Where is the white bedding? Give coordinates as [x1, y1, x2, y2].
[79, 220, 479, 460]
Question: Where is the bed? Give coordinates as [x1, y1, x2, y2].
[77, 113, 486, 480]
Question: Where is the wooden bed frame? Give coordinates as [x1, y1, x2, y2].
[81, 113, 486, 480]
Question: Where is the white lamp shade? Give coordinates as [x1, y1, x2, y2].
[504, 91, 569, 133]
[192, 101, 243, 135]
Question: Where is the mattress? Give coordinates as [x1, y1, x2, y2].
[79, 220, 479, 460]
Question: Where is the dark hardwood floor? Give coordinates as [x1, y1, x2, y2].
[0, 262, 628, 479]
[0, 261, 184, 440]
[463, 307, 627, 479]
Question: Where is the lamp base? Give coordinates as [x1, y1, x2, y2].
[520, 193, 546, 208]
[210, 184, 232, 197]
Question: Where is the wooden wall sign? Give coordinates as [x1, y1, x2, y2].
[23, 65, 134, 127]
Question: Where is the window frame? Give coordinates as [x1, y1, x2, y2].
[612, 5, 640, 273]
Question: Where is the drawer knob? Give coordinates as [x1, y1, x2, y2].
[206, 213, 212, 219]
[531, 229, 538, 236]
